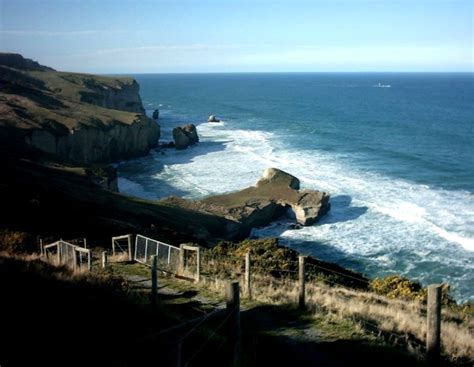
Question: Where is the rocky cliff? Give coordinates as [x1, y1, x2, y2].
[0, 53, 159, 163]
[22, 115, 158, 163]
[77, 76, 145, 114]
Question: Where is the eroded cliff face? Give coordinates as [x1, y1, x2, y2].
[0, 53, 160, 164]
[79, 78, 145, 114]
[25, 115, 160, 163]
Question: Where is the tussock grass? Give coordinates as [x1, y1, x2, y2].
[198, 241, 473, 362]
[303, 282, 473, 361]
[0, 250, 129, 290]
[198, 269, 474, 362]
[108, 252, 130, 263]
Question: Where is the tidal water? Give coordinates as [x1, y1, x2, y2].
[117, 73, 474, 302]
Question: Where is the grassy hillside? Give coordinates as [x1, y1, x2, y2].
[0, 57, 143, 134]
[0, 144, 236, 253]
[0, 253, 434, 367]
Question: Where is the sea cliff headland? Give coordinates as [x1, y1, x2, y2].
[0, 53, 160, 164]
[0, 54, 333, 251]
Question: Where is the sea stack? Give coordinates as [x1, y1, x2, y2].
[152, 109, 159, 120]
[208, 115, 220, 122]
[172, 124, 199, 149]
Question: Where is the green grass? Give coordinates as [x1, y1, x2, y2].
[1, 65, 142, 136]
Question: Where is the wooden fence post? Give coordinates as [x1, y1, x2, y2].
[179, 244, 185, 276]
[87, 249, 92, 271]
[151, 254, 158, 306]
[102, 251, 108, 269]
[57, 242, 61, 265]
[195, 247, 200, 283]
[176, 340, 182, 367]
[298, 256, 306, 309]
[427, 284, 442, 366]
[72, 247, 77, 271]
[83, 238, 87, 249]
[245, 252, 252, 300]
[128, 234, 133, 261]
[111, 237, 115, 256]
[39, 238, 44, 256]
[226, 281, 241, 367]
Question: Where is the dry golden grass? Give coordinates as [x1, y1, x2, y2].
[0, 251, 128, 291]
[198, 269, 474, 362]
[303, 282, 473, 361]
[108, 252, 130, 263]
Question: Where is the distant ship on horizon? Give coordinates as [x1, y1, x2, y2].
[374, 82, 391, 88]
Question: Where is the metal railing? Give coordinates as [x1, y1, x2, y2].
[111, 234, 133, 261]
[134, 234, 180, 273]
[43, 240, 91, 271]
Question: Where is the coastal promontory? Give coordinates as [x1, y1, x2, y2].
[0, 53, 160, 164]
[161, 168, 330, 238]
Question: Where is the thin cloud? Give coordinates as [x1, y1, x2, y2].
[93, 44, 241, 55]
[0, 30, 117, 36]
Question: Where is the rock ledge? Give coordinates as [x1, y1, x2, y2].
[161, 168, 330, 239]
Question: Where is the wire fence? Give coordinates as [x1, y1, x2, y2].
[39, 233, 472, 364]
[134, 234, 180, 273]
[43, 239, 91, 272]
[194, 248, 474, 364]
[111, 234, 132, 262]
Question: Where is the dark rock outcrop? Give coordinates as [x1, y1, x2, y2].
[85, 165, 119, 192]
[152, 109, 159, 120]
[0, 53, 55, 71]
[161, 168, 330, 239]
[172, 124, 199, 150]
[208, 115, 220, 122]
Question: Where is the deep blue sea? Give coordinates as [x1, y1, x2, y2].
[117, 73, 474, 302]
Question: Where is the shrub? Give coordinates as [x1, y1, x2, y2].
[0, 229, 36, 252]
[369, 275, 455, 305]
[370, 275, 426, 302]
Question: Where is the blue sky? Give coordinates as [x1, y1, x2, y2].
[0, 0, 472, 73]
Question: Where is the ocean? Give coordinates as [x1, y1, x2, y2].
[117, 73, 474, 302]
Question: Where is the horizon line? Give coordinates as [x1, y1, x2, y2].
[99, 70, 474, 76]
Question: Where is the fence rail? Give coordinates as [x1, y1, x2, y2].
[111, 234, 133, 261]
[43, 240, 91, 272]
[134, 234, 180, 273]
[37, 233, 471, 365]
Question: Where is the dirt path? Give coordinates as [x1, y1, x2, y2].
[241, 304, 425, 367]
[123, 271, 425, 367]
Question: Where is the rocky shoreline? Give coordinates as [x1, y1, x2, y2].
[0, 54, 333, 251]
[2, 55, 470, 310]
[0, 54, 332, 255]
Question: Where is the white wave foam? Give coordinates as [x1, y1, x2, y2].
[431, 226, 474, 252]
[119, 119, 474, 300]
[160, 122, 474, 254]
